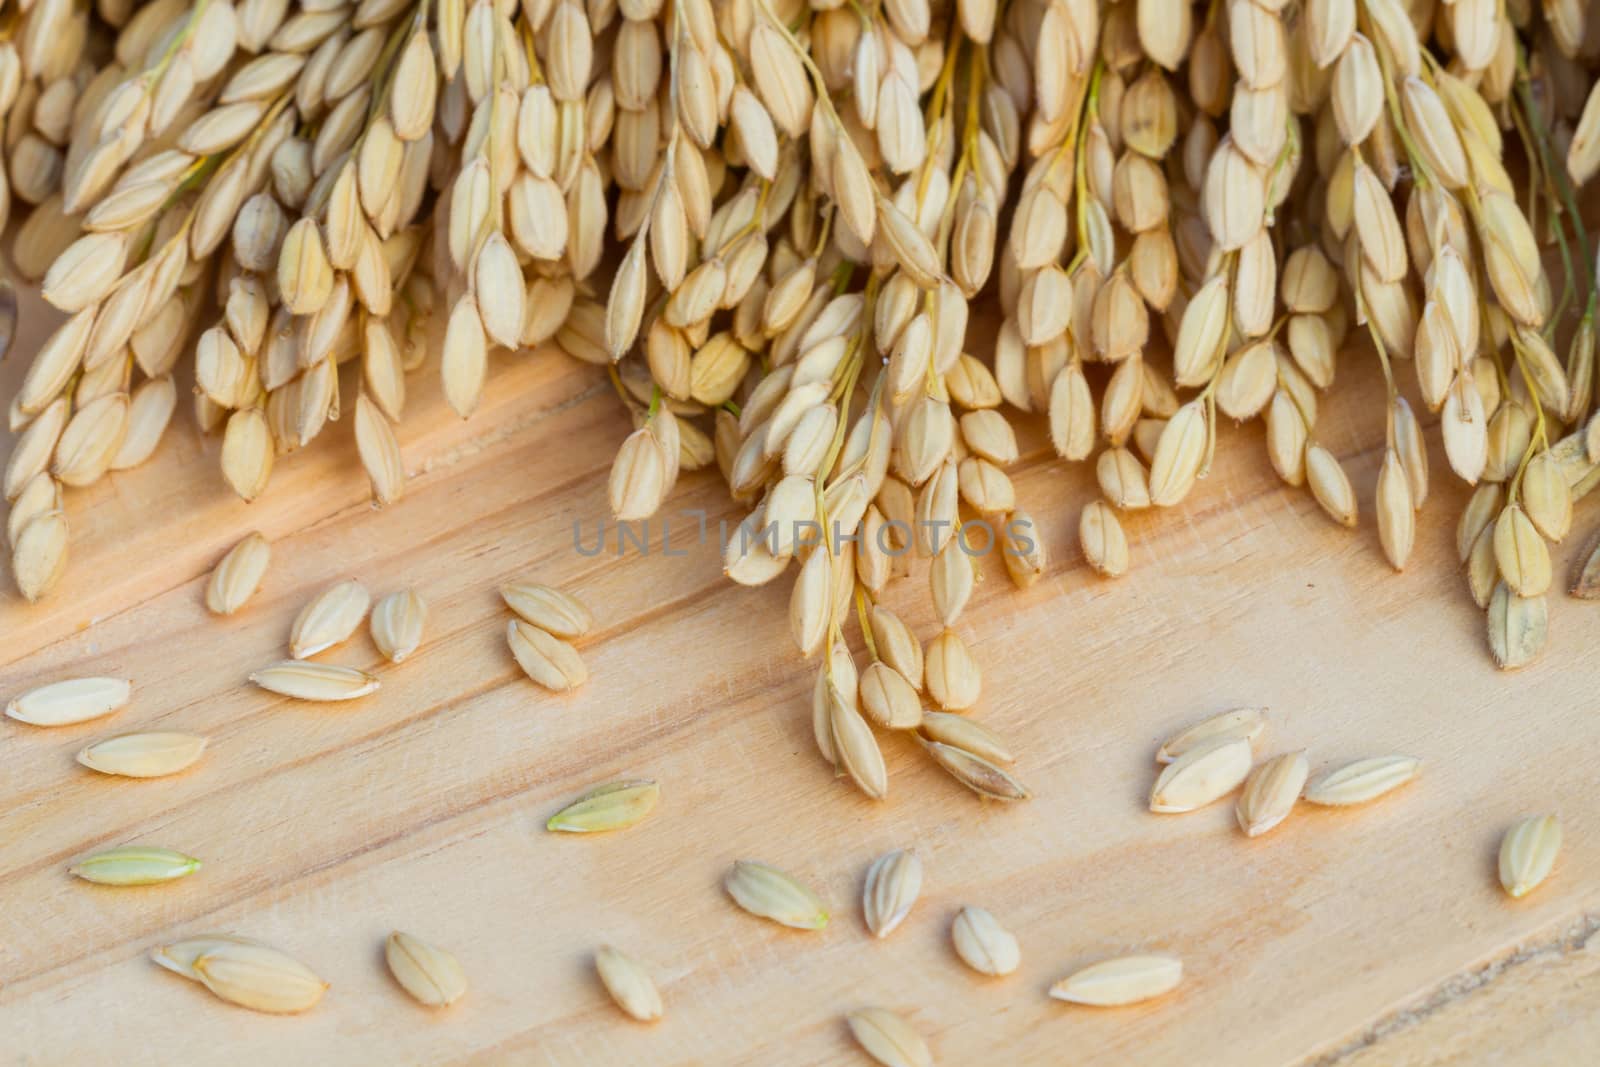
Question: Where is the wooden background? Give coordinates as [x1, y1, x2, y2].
[2, 282, 1597, 1066]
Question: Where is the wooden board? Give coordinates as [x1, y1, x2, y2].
[3, 282, 1599, 1066]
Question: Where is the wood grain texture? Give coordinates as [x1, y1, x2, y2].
[2, 283, 1598, 1065]
[1325, 915, 1600, 1066]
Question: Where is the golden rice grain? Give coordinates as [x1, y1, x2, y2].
[1493, 504, 1551, 598]
[725, 860, 829, 930]
[547, 780, 660, 834]
[370, 588, 426, 664]
[1150, 738, 1253, 813]
[1498, 814, 1561, 899]
[152, 934, 267, 982]
[1236, 750, 1309, 837]
[190, 941, 328, 1014]
[1375, 449, 1415, 571]
[1487, 582, 1548, 671]
[7, 677, 131, 727]
[595, 945, 663, 1022]
[869, 606, 924, 687]
[831, 694, 889, 800]
[500, 582, 593, 638]
[249, 661, 380, 702]
[11, 510, 69, 602]
[951, 905, 1020, 977]
[1148, 401, 1207, 506]
[289, 578, 372, 659]
[924, 630, 981, 711]
[919, 737, 1031, 801]
[1050, 954, 1182, 1006]
[71, 845, 201, 886]
[353, 395, 406, 506]
[220, 409, 274, 502]
[6, 475, 61, 550]
[386, 931, 467, 1008]
[1305, 444, 1357, 527]
[1080, 500, 1130, 578]
[859, 663, 923, 731]
[206, 533, 271, 616]
[1157, 708, 1265, 764]
[1303, 756, 1420, 806]
[506, 619, 588, 692]
[863, 849, 922, 939]
[846, 1007, 932, 1067]
[77, 732, 207, 778]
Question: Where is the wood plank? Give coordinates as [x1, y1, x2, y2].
[1324, 914, 1600, 1066]
[3, 282, 1598, 1065]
